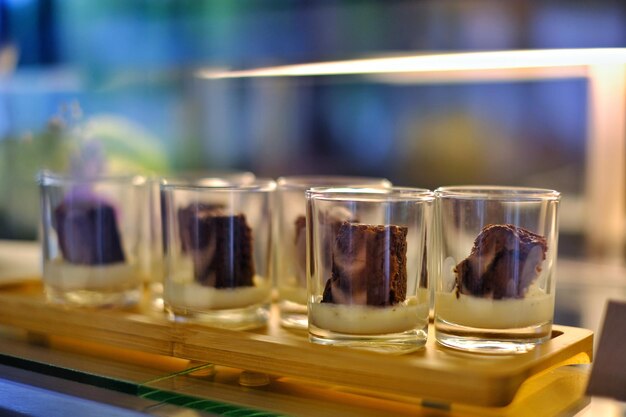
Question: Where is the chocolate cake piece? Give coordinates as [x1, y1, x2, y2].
[322, 222, 407, 306]
[179, 203, 254, 288]
[54, 200, 125, 265]
[454, 224, 547, 299]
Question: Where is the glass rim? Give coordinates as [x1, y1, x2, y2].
[306, 186, 434, 202]
[148, 170, 256, 183]
[161, 177, 276, 192]
[156, 175, 255, 187]
[38, 170, 146, 186]
[435, 185, 560, 200]
[277, 175, 392, 190]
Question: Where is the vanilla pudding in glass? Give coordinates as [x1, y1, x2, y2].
[433, 186, 560, 354]
[306, 187, 433, 352]
[162, 179, 275, 330]
[39, 171, 146, 307]
[275, 176, 391, 329]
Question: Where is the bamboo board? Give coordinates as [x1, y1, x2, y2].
[0, 281, 593, 407]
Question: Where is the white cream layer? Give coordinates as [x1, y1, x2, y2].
[310, 291, 429, 335]
[165, 275, 270, 310]
[278, 284, 307, 305]
[435, 285, 554, 329]
[44, 260, 140, 291]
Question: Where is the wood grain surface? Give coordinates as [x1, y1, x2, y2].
[0, 281, 593, 407]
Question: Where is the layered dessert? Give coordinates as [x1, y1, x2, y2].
[310, 221, 427, 335]
[166, 203, 269, 310]
[436, 224, 553, 329]
[46, 200, 139, 292]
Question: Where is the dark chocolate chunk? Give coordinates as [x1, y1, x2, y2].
[179, 203, 255, 288]
[454, 224, 547, 299]
[322, 276, 334, 302]
[54, 200, 125, 265]
[322, 222, 407, 306]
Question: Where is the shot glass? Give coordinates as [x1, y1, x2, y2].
[39, 171, 146, 307]
[162, 178, 275, 329]
[434, 186, 560, 353]
[275, 176, 392, 329]
[142, 171, 255, 311]
[306, 187, 433, 351]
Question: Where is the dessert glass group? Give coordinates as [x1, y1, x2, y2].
[306, 187, 433, 351]
[39, 169, 562, 356]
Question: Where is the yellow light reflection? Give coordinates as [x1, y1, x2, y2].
[197, 48, 626, 80]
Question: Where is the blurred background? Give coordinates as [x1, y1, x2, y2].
[0, 0, 625, 261]
[2, 5, 626, 412]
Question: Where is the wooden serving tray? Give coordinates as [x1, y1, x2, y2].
[0, 281, 593, 407]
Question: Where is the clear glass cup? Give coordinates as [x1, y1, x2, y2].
[306, 187, 433, 352]
[275, 176, 392, 329]
[433, 186, 560, 354]
[161, 178, 275, 329]
[39, 171, 146, 307]
[142, 170, 255, 311]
